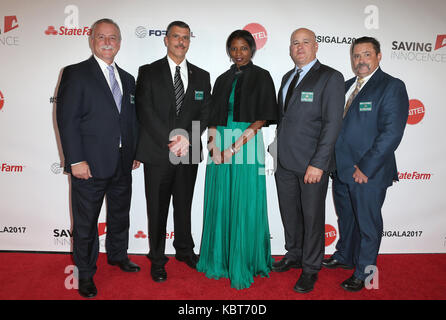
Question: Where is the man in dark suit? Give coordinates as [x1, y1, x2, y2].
[273, 28, 344, 293]
[322, 37, 409, 292]
[135, 21, 211, 282]
[57, 19, 140, 298]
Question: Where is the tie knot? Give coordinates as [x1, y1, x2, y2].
[107, 65, 114, 72]
[176, 66, 181, 72]
[357, 77, 365, 87]
[297, 68, 302, 74]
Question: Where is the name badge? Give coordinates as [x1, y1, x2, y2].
[130, 94, 135, 104]
[194, 91, 204, 101]
[359, 101, 372, 111]
[301, 92, 313, 102]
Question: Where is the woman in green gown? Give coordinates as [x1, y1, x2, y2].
[196, 30, 278, 289]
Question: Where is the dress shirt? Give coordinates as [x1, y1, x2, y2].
[282, 58, 317, 104]
[93, 54, 123, 94]
[344, 67, 379, 107]
[167, 55, 188, 92]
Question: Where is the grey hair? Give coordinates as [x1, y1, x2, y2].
[90, 18, 122, 40]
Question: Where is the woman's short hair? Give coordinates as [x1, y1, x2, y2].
[226, 29, 257, 58]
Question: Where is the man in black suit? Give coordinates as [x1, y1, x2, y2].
[273, 28, 344, 293]
[57, 19, 141, 298]
[135, 21, 211, 282]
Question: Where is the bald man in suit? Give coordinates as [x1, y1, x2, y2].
[273, 28, 344, 293]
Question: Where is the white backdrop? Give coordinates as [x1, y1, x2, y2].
[1, 0, 445, 255]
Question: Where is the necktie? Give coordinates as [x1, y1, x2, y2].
[343, 77, 365, 118]
[174, 66, 185, 115]
[284, 68, 302, 113]
[107, 65, 122, 113]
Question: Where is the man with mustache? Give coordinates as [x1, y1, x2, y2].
[57, 18, 140, 298]
[135, 21, 211, 282]
[322, 37, 409, 292]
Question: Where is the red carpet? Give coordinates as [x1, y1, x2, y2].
[0, 252, 445, 300]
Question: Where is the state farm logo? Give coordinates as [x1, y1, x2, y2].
[325, 224, 337, 246]
[407, 99, 425, 125]
[134, 230, 147, 239]
[391, 34, 446, 63]
[243, 23, 267, 50]
[44, 25, 91, 36]
[0, 90, 4, 111]
[1, 163, 25, 173]
[398, 171, 432, 181]
[134, 230, 174, 239]
[0, 15, 19, 46]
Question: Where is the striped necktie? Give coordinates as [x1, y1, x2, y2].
[107, 65, 122, 113]
[174, 66, 185, 115]
[343, 77, 365, 118]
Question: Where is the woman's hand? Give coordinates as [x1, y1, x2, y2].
[220, 148, 234, 164]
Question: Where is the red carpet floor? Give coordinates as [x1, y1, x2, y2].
[0, 252, 445, 300]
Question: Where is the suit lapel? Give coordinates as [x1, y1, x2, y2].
[183, 61, 195, 109]
[116, 63, 128, 114]
[88, 56, 120, 115]
[350, 67, 383, 107]
[286, 60, 321, 110]
[279, 69, 294, 110]
[160, 57, 176, 112]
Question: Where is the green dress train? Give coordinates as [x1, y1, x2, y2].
[197, 78, 273, 289]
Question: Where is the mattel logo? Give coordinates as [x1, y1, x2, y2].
[325, 224, 337, 246]
[0, 15, 19, 46]
[398, 171, 432, 181]
[243, 23, 267, 50]
[44, 26, 91, 36]
[0, 90, 4, 111]
[407, 99, 425, 125]
[1, 163, 24, 172]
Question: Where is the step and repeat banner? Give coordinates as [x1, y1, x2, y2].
[1, 0, 445, 255]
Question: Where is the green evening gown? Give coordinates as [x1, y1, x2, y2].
[197, 78, 273, 289]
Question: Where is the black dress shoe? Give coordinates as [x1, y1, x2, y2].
[151, 265, 167, 282]
[272, 257, 302, 272]
[176, 254, 199, 269]
[294, 272, 318, 293]
[108, 259, 141, 272]
[322, 257, 353, 269]
[78, 278, 97, 298]
[341, 275, 365, 292]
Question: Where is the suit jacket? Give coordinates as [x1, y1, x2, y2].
[56, 56, 138, 179]
[135, 56, 211, 165]
[277, 60, 345, 174]
[335, 67, 409, 187]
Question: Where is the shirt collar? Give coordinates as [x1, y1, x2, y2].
[356, 66, 379, 85]
[167, 55, 188, 72]
[93, 54, 116, 71]
[296, 58, 317, 73]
